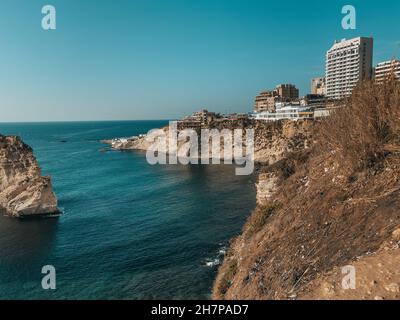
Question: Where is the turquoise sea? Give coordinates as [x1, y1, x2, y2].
[0, 121, 255, 299]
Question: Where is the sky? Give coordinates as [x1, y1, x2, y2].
[0, 0, 399, 122]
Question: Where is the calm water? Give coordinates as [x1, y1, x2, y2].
[0, 121, 255, 299]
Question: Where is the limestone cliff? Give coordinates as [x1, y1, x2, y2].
[0, 135, 60, 218]
[213, 145, 400, 300]
[213, 80, 400, 300]
[102, 119, 313, 165]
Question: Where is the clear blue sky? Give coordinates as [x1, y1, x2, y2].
[0, 0, 399, 122]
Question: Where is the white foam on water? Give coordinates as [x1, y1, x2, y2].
[204, 258, 221, 267]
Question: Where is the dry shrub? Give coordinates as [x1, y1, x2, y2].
[246, 203, 281, 238]
[217, 259, 238, 296]
[319, 76, 400, 171]
[268, 150, 311, 180]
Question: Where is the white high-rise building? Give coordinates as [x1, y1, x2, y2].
[326, 37, 373, 99]
[375, 60, 400, 83]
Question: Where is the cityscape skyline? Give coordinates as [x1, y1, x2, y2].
[0, 0, 399, 122]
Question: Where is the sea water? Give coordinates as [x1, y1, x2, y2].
[0, 121, 255, 299]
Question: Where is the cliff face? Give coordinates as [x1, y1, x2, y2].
[213, 147, 400, 300]
[252, 120, 312, 164]
[0, 135, 60, 218]
[103, 119, 313, 165]
[213, 80, 400, 300]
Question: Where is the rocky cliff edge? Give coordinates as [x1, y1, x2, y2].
[0, 135, 60, 218]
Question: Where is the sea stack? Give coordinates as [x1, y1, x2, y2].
[0, 134, 60, 218]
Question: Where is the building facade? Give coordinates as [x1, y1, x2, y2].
[178, 109, 220, 129]
[326, 37, 373, 99]
[254, 84, 299, 113]
[301, 94, 327, 109]
[374, 59, 400, 83]
[252, 104, 313, 122]
[254, 90, 278, 113]
[311, 77, 326, 95]
[276, 84, 299, 101]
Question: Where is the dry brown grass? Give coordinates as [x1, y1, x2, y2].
[318, 77, 400, 172]
[246, 203, 281, 238]
[216, 258, 238, 297]
[213, 78, 400, 300]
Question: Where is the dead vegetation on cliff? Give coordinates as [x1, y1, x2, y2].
[213, 78, 400, 300]
[319, 76, 400, 172]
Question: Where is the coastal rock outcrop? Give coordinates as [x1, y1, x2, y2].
[255, 173, 278, 206]
[101, 134, 152, 151]
[0, 135, 60, 218]
[102, 119, 313, 165]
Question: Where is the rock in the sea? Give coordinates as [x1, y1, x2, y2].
[0, 134, 60, 218]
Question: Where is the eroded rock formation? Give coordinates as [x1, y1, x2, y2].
[0, 135, 60, 218]
[102, 119, 313, 165]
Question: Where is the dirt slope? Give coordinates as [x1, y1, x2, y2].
[213, 79, 400, 300]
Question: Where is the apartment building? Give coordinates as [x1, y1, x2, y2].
[301, 94, 327, 109]
[374, 59, 400, 83]
[326, 37, 373, 99]
[254, 84, 299, 113]
[311, 77, 326, 95]
[254, 90, 279, 113]
[178, 109, 220, 130]
[276, 84, 299, 101]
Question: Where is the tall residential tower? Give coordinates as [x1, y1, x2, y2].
[326, 37, 373, 99]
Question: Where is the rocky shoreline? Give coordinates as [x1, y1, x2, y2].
[99, 89, 400, 300]
[0, 134, 60, 218]
[101, 119, 313, 165]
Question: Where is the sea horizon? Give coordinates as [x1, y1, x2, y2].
[0, 119, 176, 125]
